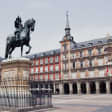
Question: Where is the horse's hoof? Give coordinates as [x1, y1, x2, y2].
[26, 52, 29, 54]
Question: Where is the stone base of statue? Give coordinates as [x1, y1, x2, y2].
[0, 58, 31, 110]
[0, 57, 52, 112]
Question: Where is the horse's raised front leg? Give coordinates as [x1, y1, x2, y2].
[21, 45, 23, 56]
[26, 44, 32, 54]
[9, 47, 15, 58]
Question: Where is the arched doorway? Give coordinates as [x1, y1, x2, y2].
[45, 84, 48, 88]
[73, 83, 77, 94]
[110, 82, 112, 93]
[64, 83, 69, 94]
[100, 81, 106, 94]
[81, 82, 86, 94]
[90, 81, 96, 94]
[56, 88, 60, 94]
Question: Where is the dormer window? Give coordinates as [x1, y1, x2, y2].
[97, 41, 102, 44]
[80, 44, 85, 47]
[107, 39, 112, 43]
[88, 43, 93, 46]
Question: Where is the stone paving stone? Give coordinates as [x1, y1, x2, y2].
[32, 95, 112, 112]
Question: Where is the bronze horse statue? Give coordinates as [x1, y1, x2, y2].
[5, 18, 36, 58]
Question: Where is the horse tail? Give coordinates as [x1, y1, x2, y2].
[5, 38, 9, 58]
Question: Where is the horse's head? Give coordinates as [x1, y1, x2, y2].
[30, 18, 36, 31]
[24, 18, 36, 32]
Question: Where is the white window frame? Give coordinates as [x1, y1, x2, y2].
[55, 65, 59, 71]
[45, 66, 48, 72]
[50, 65, 53, 71]
[45, 58, 48, 64]
[40, 59, 43, 65]
[40, 67, 43, 73]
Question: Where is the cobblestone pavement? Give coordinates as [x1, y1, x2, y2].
[33, 94, 112, 112]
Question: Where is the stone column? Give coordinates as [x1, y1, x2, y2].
[96, 81, 100, 94]
[77, 82, 81, 94]
[106, 81, 110, 94]
[86, 82, 90, 94]
[69, 83, 73, 94]
[59, 83, 63, 94]
[53, 83, 56, 94]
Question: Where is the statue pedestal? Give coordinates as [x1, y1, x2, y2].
[0, 57, 31, 107]
[0, 58, 52, 111]
[1, 57, 31, 81]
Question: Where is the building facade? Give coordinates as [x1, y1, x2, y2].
[29, 14, 112, 95]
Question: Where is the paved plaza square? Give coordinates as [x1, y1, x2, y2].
[33, 94, 112, 112]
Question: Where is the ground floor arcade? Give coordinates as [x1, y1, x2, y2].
[52, 78, 112, 95]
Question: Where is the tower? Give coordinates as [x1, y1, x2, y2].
[60, 12, 76, 81]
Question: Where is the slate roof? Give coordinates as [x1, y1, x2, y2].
[26, 49, 60, 59]
[27, 36, 112, 59]
[72, 36, 112, 50]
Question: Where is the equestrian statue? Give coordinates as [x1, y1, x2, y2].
[5, 16, 36, 58]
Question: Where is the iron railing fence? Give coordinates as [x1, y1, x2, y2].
[0, 78, 52, 112]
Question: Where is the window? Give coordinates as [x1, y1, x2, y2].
[88, 49, 91, 56]
[73, 62, 75, 68]
[40, 59, 43, 65]
[55, 74, 59, 80]
[31, 68, 34, 74]
[98, 48, 101, 54]
[97, 41, 102, 44]
[55, 65, 59, 71]
[50, 65, 53, 71]
[40, 67, 43, 73]
[80, 51, 82, 57]
[45, 66, 48, 72]
[45, 74, 48, 81]
[75, 52, 80, 58]
[55, 56, 59, 62]
[50, 57, 53, 63]
[83, 50, 88, 57]
[31, 60, 34, 66]
[40, 75, 43, 80]
[45, 58, 48, 64]
[80, 44, 85, 47]
[75, 61, 80, 69]
[88, 43, 93, 46]
[35, 60, 39, 65]
[92, 48, 98, 56]
[71, 53, 74, 59]
[92, 58, 98, 66]
[35, 67, 38, 73]
[35, 75, 38, 81]
[63, 64, 67, 70]
[83, 59, 89, 68]
[63, 55, 66, 60]
[89, 60, 92, 66]
[80, 61, 83, 68]
[50, 74, 53, 80]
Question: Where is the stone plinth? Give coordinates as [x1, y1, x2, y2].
[0, 57, 31, 107]
[1, 57, 31, 81]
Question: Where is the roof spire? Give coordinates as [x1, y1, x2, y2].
[66, 11, 70, 28]
[65, 11, 71, 36]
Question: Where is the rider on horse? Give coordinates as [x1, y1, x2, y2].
[14, 16, 23, 41]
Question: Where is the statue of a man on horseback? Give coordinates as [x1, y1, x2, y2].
[5, 17, 36, 59]
[14, 16, 23, 41]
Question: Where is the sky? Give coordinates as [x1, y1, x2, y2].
[0, 0, 112, 57]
